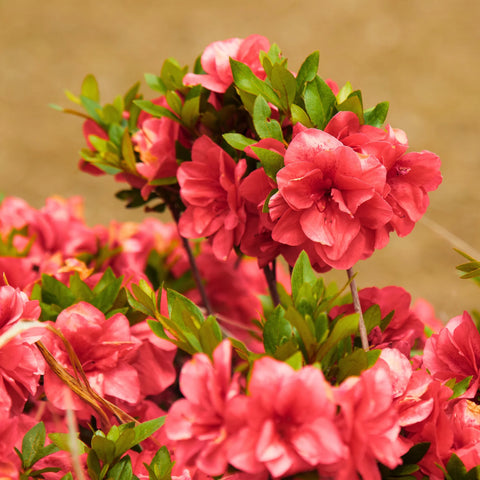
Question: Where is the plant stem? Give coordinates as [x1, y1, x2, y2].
[166, 196, 214, 317]
[347, 267, 369, 351]
[263, 260, 280, 307]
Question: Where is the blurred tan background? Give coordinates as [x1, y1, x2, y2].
[1, 0, 479, 321]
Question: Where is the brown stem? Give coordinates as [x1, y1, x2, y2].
[263, 260, 280, 307]
[167, 198, 213, 316]
[346, 267, 369, 351]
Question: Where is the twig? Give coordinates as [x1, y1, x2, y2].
[346, 268, 369, 351]
[263, 260, 280, 307]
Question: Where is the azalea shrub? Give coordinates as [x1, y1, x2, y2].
[2, 34, 480, 479]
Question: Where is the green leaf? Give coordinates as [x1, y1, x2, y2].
[107, 456, 134, 480]
[123, 82, 141, 110]
[336, 89, 364, 124]
[446, 453, 468, 478]
[121, 129, 139, 175]
[48, 432, 88, 454]
[91, 435, 116, 465]
[166, 91, 182, 115]
[252, 95, 284, 141]
[144, 446, 173, 480]
[401, 442, 431, 466]
[290, 104, 313, 127]
[363, 304, 382, 333]
[161, 58, 188, 91]
[222, 133, 256, 151]
[250, 147, 284, 180]
[295, 51, 320, 92]
[41, 274, 76, 309]
[291, 251, 318, 302]
[21, 423, 47, 469]
[133, 100, 179, 122]
[270, 63, 297, 110]
[263, 306, 295, 355]
[133, 417, 166, 446]
[363, 101, 389, 127]
[101, 104, 123, 125]
[81, 74, 100, 103]
[230, 58, 280, 106]
[198, 315, 223, 356]
[316, 312, 359, 360]
[336, 348, 381, 382]
[304, 76, 336, 129]
[450, 376, 473, 399]
[144, 73, 167, 95]
[80, 95, 102, 124]
[181, 94, 200, 128]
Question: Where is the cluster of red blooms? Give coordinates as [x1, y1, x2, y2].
[1, 34, 478, 480]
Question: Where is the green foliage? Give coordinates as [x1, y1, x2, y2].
[143, 446, 175, 480]
[16, 422, 60, 479]
[303, 76, 337, 129]
[440, 453, 480, 480]
[31, 269, 126, 321]
[364, 101, 389, 127]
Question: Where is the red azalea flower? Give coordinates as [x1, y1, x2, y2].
[333, 362, 408, 480]
[269, 128, 392, 269]
[325, 111, 442, 236]
[183, 35, 270, 93]
[178, 136, 247, 260]
[423, 311, 480, 398]
[330, 286, 425, 355]
[164, 340, 240, 476]
[227, 357, 346, 478]
[43, 302, 142, 415]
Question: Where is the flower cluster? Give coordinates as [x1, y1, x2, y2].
[2, 34, 479, 480]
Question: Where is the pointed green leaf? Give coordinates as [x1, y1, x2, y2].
[252, 95, 284, 141]
[21, 423, 47, 469]
[121, 129, 138, 174]
[336, 90, 364, 124]
[81, 74, 100, 103]
[295, 51, 319, 92]
[304, 76, 336, 129]
[144, 73, 167, 95]
[290, 104, 314, 127]
[107, 455, 134, 480]
[133, 100, 179, 122]
[270, 63, 297, 110]
[222, 133, 256, 151]
[363, 101, 389, 127]
[250, 146, 284, 180]
[263, 306, 295, 355]
[291, 251, 318, 301]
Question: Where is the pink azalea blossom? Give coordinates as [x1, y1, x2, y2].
[330, 286, 425, 355]
[178, 136, 247, 260]
[164, 340, 240, 476]
[423, 311, 480, 398]
[43, 302, 142, 415]
[0, 286, 45, 417]
[227, 357, 346, 478]
[325, 111, 442, 237]
[333, 361, 408, 480]
[183, 35, 270, 93]
[268, 128, 392, 270]
[132, 97, 191, 199]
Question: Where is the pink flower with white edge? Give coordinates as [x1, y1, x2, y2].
[423, 311, 480, 398]
[43, 302, 142, 416]
[183, 35, 270, 93]
[227, 357, 346, 478]
[268, 128, 392, 270]
[164, 340, 240, 476]
[178, 136, 247, 260]
[333, 361, 408, 480]
[325, 111, 442, 237]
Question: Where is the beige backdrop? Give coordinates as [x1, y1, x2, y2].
[1, 0, 479, 321]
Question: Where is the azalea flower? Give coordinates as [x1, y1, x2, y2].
[227, 357, 346, 477]
[178, 136, 247, 260]
[183, 35, 270, 93]
[268, 128, 392, 269]
[164, 340, 240, 476]
[43, 302, 142, 415]
[423, 311, 480, 398]
[333, 361, 408, 480]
